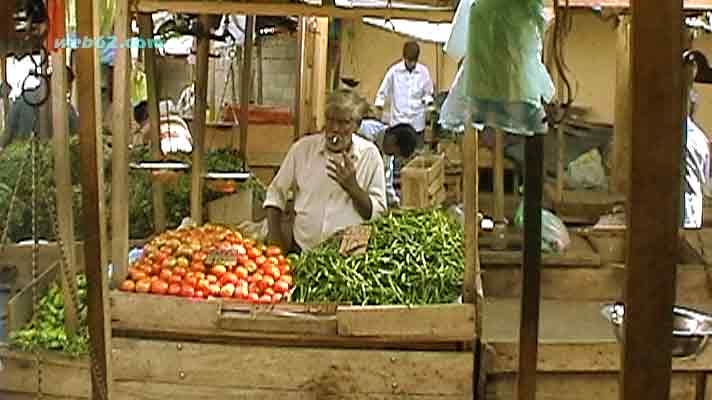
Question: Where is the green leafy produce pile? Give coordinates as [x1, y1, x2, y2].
[291, 208, 464, 305]
[9, 274, 89, 356]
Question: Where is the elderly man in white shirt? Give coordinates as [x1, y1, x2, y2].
[374, 41, 434, 148]
[264, 90, 387, 251]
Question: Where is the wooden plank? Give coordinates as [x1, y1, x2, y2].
[7, 261, 60, 332]
[612, 15, 631, 195]
[518, 135, 544, 400]
[139, 13, 167, 233]
[486, 373, 697, 400]
[483, 264, 712, 303]
[110, 291, 221, 331]
[111, 0, 132, 289]
[0, 393, 85, 400]
[113, 381, 469, 400]
[311, 17, 329, 131]
[0, 351, 39, 393]
[111, 338, 473, 396]
[76, 0, 112, 394]
[294, 17, 306, 140]
[190, 15, 212, 224]
[41, 359, 91, 398]
[336, 304, 475, 340]
[239, 16, 255, 164]
[218, 310, 337, 335]
[493, 130, 505, 224]
[51, 48, 80, 336]
[480, 249, 600, 268]
[623, 1, 683, 400]
[0, 53, 8, 129]
[462, 127, 478, 303]
[135, 1, 455, 22]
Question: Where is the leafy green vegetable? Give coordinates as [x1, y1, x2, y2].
[9, 274, 89, 356]
[291, 208, 464, 305]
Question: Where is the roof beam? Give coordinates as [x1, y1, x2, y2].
[136, 1, 455, 22]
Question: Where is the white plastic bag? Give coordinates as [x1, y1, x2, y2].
[514, 200, 571, 253]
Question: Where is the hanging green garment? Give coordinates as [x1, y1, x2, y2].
[465, 0, 554, 134]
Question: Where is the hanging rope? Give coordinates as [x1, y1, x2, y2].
[548, 0, 575, 124]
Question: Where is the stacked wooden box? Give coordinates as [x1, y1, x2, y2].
[400, 154, 446, 208]
[438, 140, 464, 204]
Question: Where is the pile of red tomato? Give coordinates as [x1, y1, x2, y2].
[119, 224, 293, 304]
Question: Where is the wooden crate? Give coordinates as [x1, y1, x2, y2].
[400, 154, 446, 209]
[445, 167, 463, 204]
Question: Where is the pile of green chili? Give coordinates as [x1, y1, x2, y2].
[291, 208, 464, 305]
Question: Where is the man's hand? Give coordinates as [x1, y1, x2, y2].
[327, 154, 359, 194]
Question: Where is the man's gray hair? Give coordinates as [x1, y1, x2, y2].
[325, 89, 365, 124]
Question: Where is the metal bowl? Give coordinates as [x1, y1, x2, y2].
[601, 302, 712, 358]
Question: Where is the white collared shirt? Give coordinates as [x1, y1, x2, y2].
[374, 61, 434, 132]
[358, 119, 399, 207]
[264, 133, 387, 251]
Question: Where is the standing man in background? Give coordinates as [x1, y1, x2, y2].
[374, 41, 434, 148]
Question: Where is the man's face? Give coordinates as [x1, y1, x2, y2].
[325, 109, 356, 153]
[382, 136, 400, 157]
[404, 58, 417, 72]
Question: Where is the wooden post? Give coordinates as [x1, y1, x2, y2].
[0, 53, 8, 129]
[311, 17, 329, 131]
[139, 14, 167, 233]
[462, 119, 481, 323]
[622, 3, 682, 400]
[191, 15, 211, 224]
[239, 16, 255, 165]
[294, 17, 308, 140]
[613, 15, 632, 196]
[556, 123, 565, 202]
[50, 49, 79, 336]
[256, 37, 264, 105]
[493, 129, 506, 249]
[517, 134, 544, 400]
[76, 0, 112, 396]
[111, 0, 132, 288]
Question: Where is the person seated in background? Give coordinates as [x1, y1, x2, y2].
[357, 104, 417, 208]
[683, 89, 710, 229]
[132, 100, 193, 154]
[264, 90, 387, 252]
[0, 66, 78, 152]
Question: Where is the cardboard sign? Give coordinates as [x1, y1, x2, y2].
[339, 225, 371, 257]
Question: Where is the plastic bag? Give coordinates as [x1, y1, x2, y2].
[514, 200, 571, 253]
[566, 149, 608, 190]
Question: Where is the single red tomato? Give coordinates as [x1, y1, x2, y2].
[247, 248, 262, 260]
[254, 255, 267, 266]
[272, 293, 283, 303]
[264, 256, 279, 267]
[258, 294, 272, 304]
[150, 280, 169, 295]
[276, 255, 287, 265]
[279, 274, 293, 286]
[235, 266, 248, 279]
[150, 275, 160, 282]
[173, 266, 188, 277]
[194, 290, 205, 299]
[197, 279, 211, 292]
[220, 283, 236, 298]
[135, 279, 152, 293]
[180, 285, 195, 297]
[119, 280, 136, 292]
[168, 283, 182, 296]
[184, 275, 198, 288]
[274, 280, 290, 293]
[236, 280, 249, 298]
[220, 272, 238, 286]
[210, 265, 227, 278]
[193, 252, 207, 262]
[258, 275, 275, 292]
[251, 272, 264, 284]
[159, 269, 172, 282]
[130, 269, 147, 282]
[249, 282, 261, 295]
[194, 272, 206, 280]
[237, 254, 250, 266]
[206, 274, 218, 284]
[234, 244, 247, 255]
[162, 257, 177, 269]
[176, 256, 190, 269]
[264, 287, 275, 297]
[169, 274, 183, 284]
[264, 265, 281, 280]
[247, 292, 260, 303]
[244, 260, 258, 273]
[266, 246, 282, 257]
